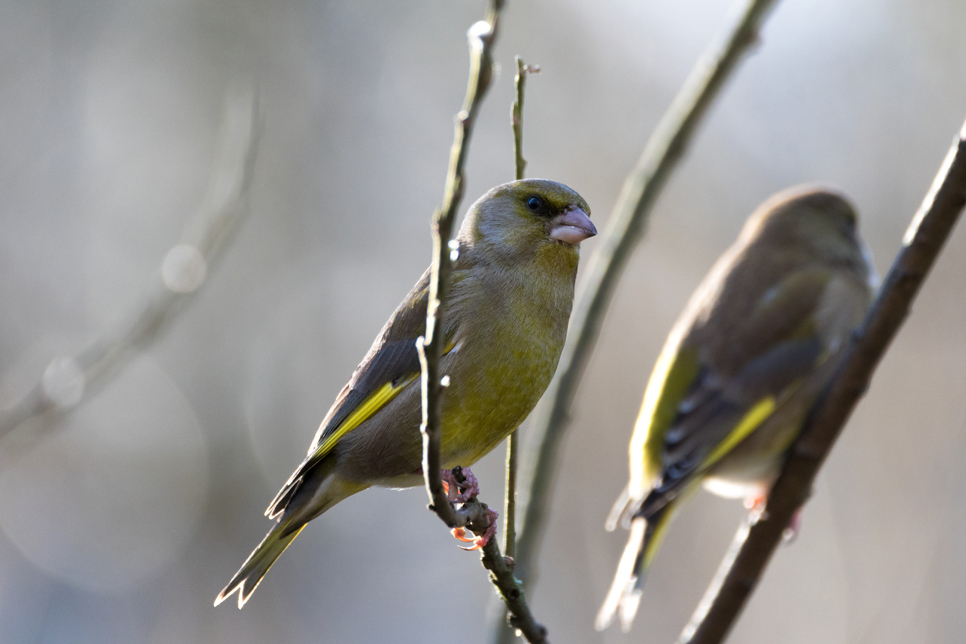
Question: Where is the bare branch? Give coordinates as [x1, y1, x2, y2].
[510, 56, 538, 184]
[0, 86, 261, 443]
[510, 0, 781, 592]
[414, 3, 549, 642]
[417, 0, 502, 535]
[504, 55, 538, 562]
[679, 116, 966, 644]
[481, 528, 548, 644]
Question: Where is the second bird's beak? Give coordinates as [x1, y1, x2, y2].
[549, 208, 597, 246]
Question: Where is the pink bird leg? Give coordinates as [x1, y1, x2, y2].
[452, 508, 499, 551]
[440, 467, 480, 503]
[744, 493, 804, 542]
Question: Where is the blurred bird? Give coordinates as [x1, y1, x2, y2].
[596, 187, 876, 631]
[216, 178, 596, 608]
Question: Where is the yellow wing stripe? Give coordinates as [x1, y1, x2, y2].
[311, 374, 418, 461]
[308, 337, 459, 463]
[699, 396, 777, 471]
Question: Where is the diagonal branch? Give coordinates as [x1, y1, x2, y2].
[510, 0, 781, 593]
[679, 115, 966, 644]
[0, 86, 261, 443]
[414, 3, 549, 643]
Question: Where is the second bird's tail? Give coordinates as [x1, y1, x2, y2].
[596, 501, 676, 632]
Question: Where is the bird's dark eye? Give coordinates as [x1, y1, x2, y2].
[526, 196, 543, 211]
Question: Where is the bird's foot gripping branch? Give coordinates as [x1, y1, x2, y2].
[428, 465, 547, 642]
[441, 467, 499, 551]
[442, 466, 480, 503]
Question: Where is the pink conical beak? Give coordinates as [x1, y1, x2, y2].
[550, 208, 596, 246]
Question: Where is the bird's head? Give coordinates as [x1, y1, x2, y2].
[745, 186, 874, 284]
[457, 179, 596, 268]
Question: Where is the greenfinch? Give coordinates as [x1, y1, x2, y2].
[597, 187, 876, 631]
[216, 178, 595, 608]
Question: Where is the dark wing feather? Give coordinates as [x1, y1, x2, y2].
[311, 267, 432, 452]
[639, 269, 834, 517]
[266, 268, 437, 518]
[642, 336, 823, 515]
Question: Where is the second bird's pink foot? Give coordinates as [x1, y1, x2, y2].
[744, 493, 768, 523]
[743, 493, 804, 542]
[783, 508, 804, 543]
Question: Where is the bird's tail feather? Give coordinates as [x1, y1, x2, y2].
[216, 464, 369, 609]
[596, 501, 677, 632]
[604, 483, 632, 532]
[215, 522, 306, 609]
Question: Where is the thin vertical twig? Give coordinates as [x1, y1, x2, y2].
[504, 55, 538, 562]
[0, 86, 261, 443]
[414, 4, 549, 643]
[678, 116, 966, 644]
[417, 0, 502, 538]
[510, 0, 781, 593]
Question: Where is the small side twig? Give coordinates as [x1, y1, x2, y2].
[414, 3, 548, 643]
[510, 0, 781, 590]
[679, 115, 966, 644]
[504, 55, 538, 562]
[0, 86, 261, 443]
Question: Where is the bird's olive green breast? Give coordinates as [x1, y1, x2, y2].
[439, 249, 576, 466]
[332, 242, 579, 485]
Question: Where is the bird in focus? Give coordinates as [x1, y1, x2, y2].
[596, 187, 876, 631]
[216, 178, 596, 608]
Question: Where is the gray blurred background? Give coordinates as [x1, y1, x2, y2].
[1, 0, 965, 642]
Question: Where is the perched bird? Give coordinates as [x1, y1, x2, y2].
[216, 178, 596, 608]
[596, 187, 876, 631]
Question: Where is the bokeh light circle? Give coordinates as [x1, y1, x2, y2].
[0, 355, 209, 593]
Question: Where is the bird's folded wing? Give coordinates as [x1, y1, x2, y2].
[639, 268, 835, 516]
[265, 268, 462, 518]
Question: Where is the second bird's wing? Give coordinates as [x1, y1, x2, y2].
[637, 268, 837, 517]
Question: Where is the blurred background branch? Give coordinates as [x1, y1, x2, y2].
[678, 114, 966, 644]
[0, 87, 261, 443]
[508, 0, 781, 608]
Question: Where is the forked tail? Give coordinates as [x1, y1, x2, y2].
[596, 501, 676, 632]
[214, 522, 306, 609]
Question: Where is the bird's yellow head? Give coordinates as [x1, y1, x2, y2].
[457, 179, 595, 269]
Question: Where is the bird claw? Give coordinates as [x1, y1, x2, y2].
[745, 493, 769, 524]
[451, 527, 476, 543]
[782, 508, 804, 544]
[440, 467, 495, 550]
[451, 508, 499, 551]
[441, 467, 480, 503]
[744, 494, 804, 541]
